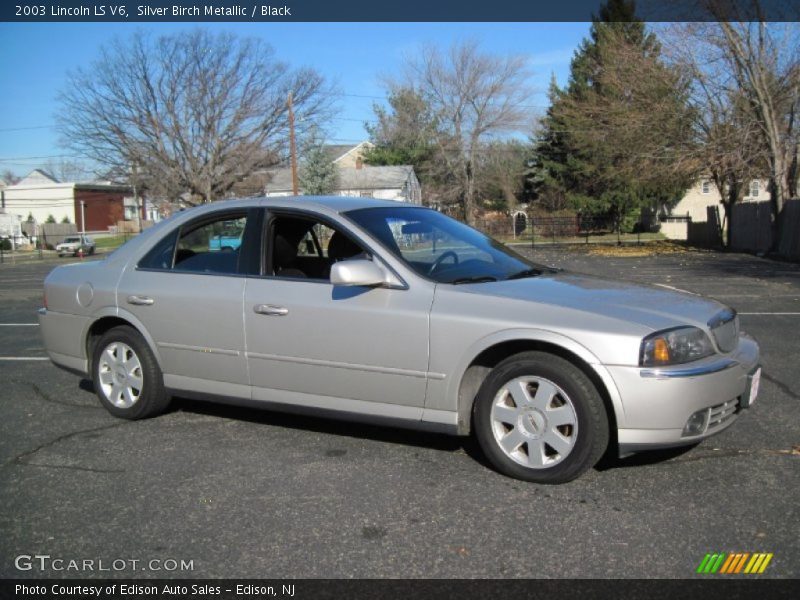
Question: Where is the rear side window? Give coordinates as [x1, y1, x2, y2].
[137, 212, 248, 275]
[138, 229, 179, 270]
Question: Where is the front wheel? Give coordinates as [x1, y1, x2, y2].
[92, 325, 170, 419]
[473, 351, 609, 484]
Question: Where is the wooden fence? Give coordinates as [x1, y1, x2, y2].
[731, 199, 800, 259]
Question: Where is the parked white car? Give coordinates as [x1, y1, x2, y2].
[56, 235, 96, 257]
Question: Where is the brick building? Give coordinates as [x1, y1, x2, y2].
[0, 169, 136, 231]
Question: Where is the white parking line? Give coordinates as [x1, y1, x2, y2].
[0, 323, 39, 326]
[0, 357, 49, 361]
[738, 312, 800, 315]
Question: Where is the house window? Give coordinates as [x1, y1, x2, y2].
[701, 180, 711, 194]
[750, 180, 759, 198]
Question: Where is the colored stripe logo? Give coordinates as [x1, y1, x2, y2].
[696, 552, 773, 574]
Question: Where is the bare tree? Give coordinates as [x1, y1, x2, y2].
[716, 20, 800, 221]
[42, 158, 96, 183]
[662, 23, 767, 245]
[57, 29, 335, 205]
[1, 170, 20, 185]
[399, 40, 533, 224]
[475, 140, 529, 212]
[664, 13, 800, 245]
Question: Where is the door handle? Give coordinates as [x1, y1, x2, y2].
[127, 295, 154, 306]
[254, 304, 289, 316]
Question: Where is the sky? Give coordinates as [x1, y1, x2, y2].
[0, 21, 591, 179]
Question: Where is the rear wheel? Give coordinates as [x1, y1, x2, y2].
[473, 351, 609, 484]
[92, 325, 169, 419]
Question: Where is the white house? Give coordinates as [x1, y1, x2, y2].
[662, 177, 771, 240]
[0, 169, 134, 231]
[263, 143, 422, 204]
[264, 164, 422, 204]
[325, 141, 375, 168]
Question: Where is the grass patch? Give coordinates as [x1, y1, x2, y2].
[94, 235, 134, 250]
[585, 240, 696, 257]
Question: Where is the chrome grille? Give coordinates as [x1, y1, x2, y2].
[708, 398, 738, 430]
[709, 310, 739, 353]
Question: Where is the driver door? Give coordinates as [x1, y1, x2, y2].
[244, 210, 433, 415]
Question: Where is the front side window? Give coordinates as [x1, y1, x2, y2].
[268, 214, 367, 281]
[138, 212, 247, 275]
[346, 207, 546, 284]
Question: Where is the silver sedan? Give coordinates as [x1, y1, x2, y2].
[39, 197, 760, 483]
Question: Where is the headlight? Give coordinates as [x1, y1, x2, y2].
[640, 327, 715, 367]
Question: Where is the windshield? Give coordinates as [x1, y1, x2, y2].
[345, 206, 547, 284]
[63, 237, 81, 243]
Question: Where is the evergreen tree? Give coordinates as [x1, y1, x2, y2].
[532, 0, 695, 228]
[363, 87, 437, 177]
[299, 139, 339, 196]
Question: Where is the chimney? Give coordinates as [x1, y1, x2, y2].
[356, 156, 363, 170]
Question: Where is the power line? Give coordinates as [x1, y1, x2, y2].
[0, 154, 84, 162]
[336, 92, 549, 110]
[0, 125, 54, 133]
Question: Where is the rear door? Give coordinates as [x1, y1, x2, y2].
[117, 208, 262, 396]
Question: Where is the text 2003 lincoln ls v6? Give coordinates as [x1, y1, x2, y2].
[39, 197, 761, 483]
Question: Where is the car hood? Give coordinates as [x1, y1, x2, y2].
[459, 272, 727, 332]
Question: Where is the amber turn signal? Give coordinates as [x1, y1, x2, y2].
[653, 338, 670, 363]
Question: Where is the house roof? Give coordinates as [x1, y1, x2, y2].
[325, 141, 374, 163]
[338, 165, 415, 189]
[264, 165, 415, 193]
[18, 169, 59, 186]
[324, 144, 358, 162]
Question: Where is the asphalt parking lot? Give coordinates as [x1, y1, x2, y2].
[0, 247, 798, 579]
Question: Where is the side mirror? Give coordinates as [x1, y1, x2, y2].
[330, 259, 386, 287]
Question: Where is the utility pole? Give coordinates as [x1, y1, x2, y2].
[131, 163, 142, 233]
[80, 200, 86, 235]
[287, 92, 299, 196]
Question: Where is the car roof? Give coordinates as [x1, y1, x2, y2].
[274, 195, 415, 213]
[174, 195, 424, 217]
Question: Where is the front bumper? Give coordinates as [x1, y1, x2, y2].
[607, 333, 760, 455]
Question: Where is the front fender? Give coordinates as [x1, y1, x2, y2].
[433, 328, 626, 434]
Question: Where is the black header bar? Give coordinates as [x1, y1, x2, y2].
[2, 1, 799, 23]
[2, 579, 800, 600]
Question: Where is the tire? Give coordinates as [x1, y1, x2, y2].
[92, 325, 170, 419]
[473, 351, 609, 484]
